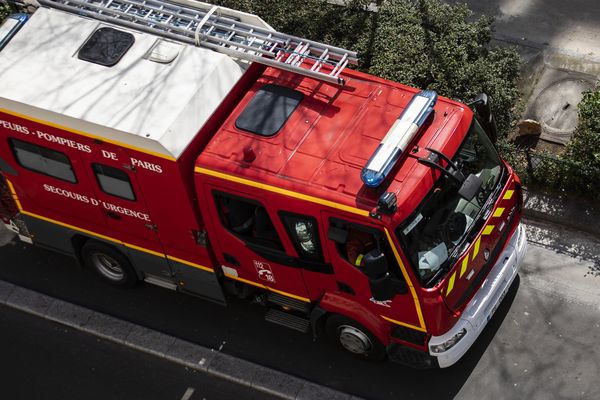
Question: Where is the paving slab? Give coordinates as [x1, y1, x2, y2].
[45, 298, 93, 328]
[125, 324, 177, 357]
[6, 286, 53, 316]
[296, 381, 353, 400]
[208, 352, 261, 386]
[165, 338, 216, 371]
[0, 280, 15, 303]
[81, 311, 135, 343]
[251, 368, 304, 400]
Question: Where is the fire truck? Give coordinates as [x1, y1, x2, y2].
[0, 0, 527, 368]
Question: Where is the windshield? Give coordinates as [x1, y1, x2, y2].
[397, 120, 503, 286]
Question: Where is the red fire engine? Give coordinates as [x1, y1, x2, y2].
[0, 0, 527, 368]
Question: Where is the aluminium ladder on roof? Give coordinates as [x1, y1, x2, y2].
[37, 0, 359, 85]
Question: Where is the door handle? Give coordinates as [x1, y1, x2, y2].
[224, 253, 240, 266]
[106, 211, 121, 220]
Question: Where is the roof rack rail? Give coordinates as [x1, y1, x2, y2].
[38, 0, 359, 85]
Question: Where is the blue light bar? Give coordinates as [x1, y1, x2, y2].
[361, 90, 437, 188]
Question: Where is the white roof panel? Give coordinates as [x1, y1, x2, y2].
[0, 7, 245, 159]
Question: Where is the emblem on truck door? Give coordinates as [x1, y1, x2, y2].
[484, 248, 490, 261]
[254, 260, 276, 283]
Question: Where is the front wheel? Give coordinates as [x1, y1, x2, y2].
[325, 315, 386, 361]
[82, 241, 137, 287]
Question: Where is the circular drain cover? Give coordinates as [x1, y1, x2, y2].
[534, 78, 593, 134]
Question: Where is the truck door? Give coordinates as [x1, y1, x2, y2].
[84, 146, 162, 253]
[322, 212, 424, 331]
[202, 187, 311, 301]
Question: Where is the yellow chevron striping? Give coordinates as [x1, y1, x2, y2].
[472, 237, 481, 260]
[482, 225, 495, 235]
[460, 256, 469, 278]
[446, 272, 456, 296]
[492, 207, 505, 218]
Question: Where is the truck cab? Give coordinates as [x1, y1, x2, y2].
[193, 66, 527, 367]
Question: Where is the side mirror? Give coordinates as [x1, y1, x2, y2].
[363, 250, 395, 301]
[362, 250, 388, 279]
[369, 274, 396, 301]
[469, 93, 498, 143]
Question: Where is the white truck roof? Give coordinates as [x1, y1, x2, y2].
[0, 6, 246, 160]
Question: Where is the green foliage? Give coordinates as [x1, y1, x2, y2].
[1, 3, 11, 22]
[496, 139, 529, 180]
[555, 88, 600, 198]
[213, 0, 521, 136]
[362, 0, 521, 134]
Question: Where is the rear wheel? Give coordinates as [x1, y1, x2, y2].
[82, 241, 137, 287]
[325, 315, 386, 361]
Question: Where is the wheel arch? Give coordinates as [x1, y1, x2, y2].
[72, 234, 143, 279]
[70, 233, 90, 267]
[318, 292, 391, 345]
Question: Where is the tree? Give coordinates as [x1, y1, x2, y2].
[361, 0, 521, 134]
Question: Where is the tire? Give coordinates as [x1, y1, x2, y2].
[325, 315, 386, 361]
[82, 241, 137, 287]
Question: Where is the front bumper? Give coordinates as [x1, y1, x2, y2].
[428, 223, 527, 368]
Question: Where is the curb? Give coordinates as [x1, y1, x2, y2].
[522, 189, 600, 239]
[0, 280, 360, 400]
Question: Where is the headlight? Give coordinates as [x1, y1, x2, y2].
[430, 328, 467, 354]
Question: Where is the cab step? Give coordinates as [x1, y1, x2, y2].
[144, 274, 177, 291]
[265, 309, 310, 333]
[266, 292, 310, 314]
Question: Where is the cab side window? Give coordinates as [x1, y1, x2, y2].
[214, 192, 283, 251]
[329, 218, 404, 281]
[92, 163, 135, 201]
[280, 212, 323, 262]
[9, 138, 76, 183]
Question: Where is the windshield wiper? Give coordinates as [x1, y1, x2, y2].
[418, 147, 465, 183]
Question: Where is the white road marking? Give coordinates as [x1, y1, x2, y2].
[181, 387, 195, 400]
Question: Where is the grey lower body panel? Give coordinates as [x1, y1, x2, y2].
[14, 213, 226, 303]
[172, 260, 226, 304]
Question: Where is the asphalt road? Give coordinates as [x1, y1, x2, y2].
[1, 220, 599, 400]
[0, 304, 278, 400]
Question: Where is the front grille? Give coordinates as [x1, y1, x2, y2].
[391, 325, 427, 346]
[387, 343, 438, 369]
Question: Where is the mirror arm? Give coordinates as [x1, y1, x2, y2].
[417, 157, 463, 184]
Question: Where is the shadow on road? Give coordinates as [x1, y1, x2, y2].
[524, 218, 600, 277]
